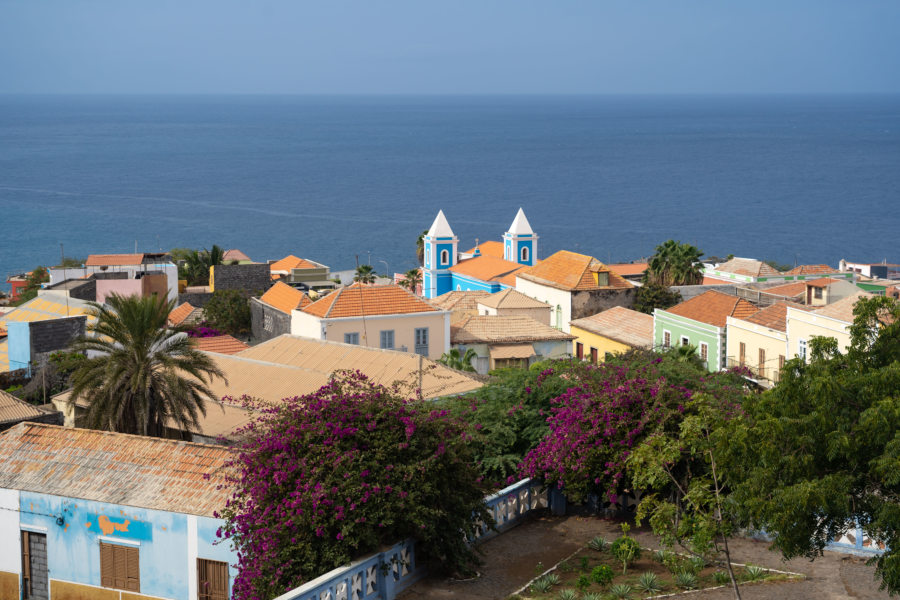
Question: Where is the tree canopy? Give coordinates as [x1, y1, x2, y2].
[644, 240, 704, 287]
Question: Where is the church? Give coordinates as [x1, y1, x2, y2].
[422, 208, 538, 299]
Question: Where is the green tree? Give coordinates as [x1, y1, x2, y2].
[13, 266, 50, 305]
[354, 264, 377, 284]
[67, 294, 225, 437]
[203, 289, 251, 337]
[416, 230, 428, 265]
[177, 245, 225, 286]
[400, 268, 422, 293]
[645, 240, 704, 287]
[633, 282, 682, 314]
[438, 347, 478, 372]
[723, 295, 900, 594]
[57, 257, 85, 268]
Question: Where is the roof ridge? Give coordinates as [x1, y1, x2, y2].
[9, 421, 234, 452]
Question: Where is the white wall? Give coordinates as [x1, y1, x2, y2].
[0, 489, 20, 574]
[514, 277, 573, 332]
[291, 310, 326, 339]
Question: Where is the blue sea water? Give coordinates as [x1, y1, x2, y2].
[1, 94, 898, 289]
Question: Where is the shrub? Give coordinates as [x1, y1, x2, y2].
[579, 556, 590, 572]
[745, 565, 766, 581]
[582, 593, 603, 600]
[544, 573, 561, 586]
[217, 372, 493, 600]
[576, 574, 591, 591]
[202, 289, 250, 336]
[674, 571, 698, 589]
[713, 570, 730, 585]
[531, 577, 553, 594]
[590, 564, 614, 585]
[557, 589, 578, 600]
[610, 525, 642, 575]
[689, 555, 707, 573]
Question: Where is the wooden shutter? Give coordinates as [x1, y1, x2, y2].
[590, 347, 598, 365]
[100, 542, 140, 592]
[758, 348, 766, 378]
[198, 558, 229, 600]
[739, 342, 746, 366]
[576, 342, 583, 359]
[21, 531, 31, 598]
[126, 546, 140, 591]
[100, 542, 114, 588]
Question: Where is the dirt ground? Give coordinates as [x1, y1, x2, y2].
[398, 513, 892, 600]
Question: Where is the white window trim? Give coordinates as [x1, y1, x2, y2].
[99, 535, 141, 547]
[440, 249, 449, 265]
[680, 336, 690, 346]
[699, 342, 708, 360]
[521, 246, 529, 262]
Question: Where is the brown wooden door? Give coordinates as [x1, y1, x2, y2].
[576, 342, 583, 359]
[590, 347, 598, 365]
[199, 558, 229, 600]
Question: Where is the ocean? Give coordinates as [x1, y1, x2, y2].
[1, 94, 898, 289]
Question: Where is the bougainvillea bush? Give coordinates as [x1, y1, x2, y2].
[520, 350, 749, 504]
[216, 371, 493, 600]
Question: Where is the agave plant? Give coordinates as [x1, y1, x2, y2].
[544, 573, 561, 586]
[582, 593, 603, 600]
[609, 583, 633, 599]
[588, 536, 608, 552]
[674, 571, 699, 590]
[637, 572, 662, 594]
[557, 589, 578, 600]
[713, 570, 730, 585]
[530, 577, 553, 594]
[745, 565, 766, 581]
[689, 555, 707, 574]
[653, 549, 670, 563]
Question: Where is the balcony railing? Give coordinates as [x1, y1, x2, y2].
[726, 358, 779, 385]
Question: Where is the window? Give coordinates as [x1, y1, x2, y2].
[681, 336, 690, 347]
[521, 246, 529, 262]
[739, 342, 746, 366]
[414, 327, 429, 356]
[263, 313, 273, 332]
[100, 542, 140, 592]
[344, 332, 359, 345]
[663, 331, 671, 348]
[814, 287, 823, 299]
[576, 342, 584, 359]
[699, 342, 708, 363]
[758, 348, 766, 378]
[590, 347, 598, 365]
[198, 558, 229, 600]
[380, 330, 395, 350]
[798, 339, 807, 361]
[440, 249, 449, 265]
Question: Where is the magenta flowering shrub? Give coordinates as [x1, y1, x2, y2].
[520, 357, 748, 504]
[216, 371, 493, 600]
[185, 324, 223, 338]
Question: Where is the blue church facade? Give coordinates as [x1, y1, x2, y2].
[422, 209, 539, 299]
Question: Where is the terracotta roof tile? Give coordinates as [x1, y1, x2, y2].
[260, 281, 309, 314]
[664, 290, 758, 328]
[517, 251, 633, 291]
[449, 255, 527, 283]
[85, 254, 145, 266]
[451, 315, 574, 345]
[737, 301, 812, 332]
[762, 281, 808, 298]
[805, 277, 839, 288]
[223, 249, 252, 262]
[168, 302, 197, 326]
[193, 335, 250, 355]
[570, 306, 654, 348]
[0, 423, 234, 517]
[477, 289, 550, 310]
[785, 264, 838, 275]
[814, 291, 875, 323]
[430, 291, 490, 312]
[608, 263, 648, 277]
[302, 283, 439, 319]
[269, 255, 319, 273]
[710, 258, 782, 278]
[0, 390, 48, 426]
[464, 240, 505, 259]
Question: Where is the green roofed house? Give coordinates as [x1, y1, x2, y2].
[653, 289, 758, 372]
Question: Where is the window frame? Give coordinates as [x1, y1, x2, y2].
[521, 246, 529, 262]
[379, 329, 395, 350]
[663, 330, 671, 349]
[344, 332, 360, 345]
[198, 558, 229, 600]
[99, 541, 140, 593]
[440, 249, 449, 265]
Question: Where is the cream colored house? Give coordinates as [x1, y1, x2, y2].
[291, 283, 450, 359]
[450, 314, 573, 374]
[785, 291, 874, 361]
[726, 302, 813, 386]
[570, 306, 653, 364]
[475, 288, 551, 324]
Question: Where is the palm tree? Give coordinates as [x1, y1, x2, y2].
[416, 230, 428, 265]
[400, 268, 422, 293]
[644, 240, 704, 287]
[354, 264, 377, 284]
[438, 348, 478, 372]
[67, 294, 225, 437]
[181, 244, 225, 286]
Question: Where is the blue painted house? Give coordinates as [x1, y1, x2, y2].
[422, 209, 538, 299]
[0, 423, 236, 600]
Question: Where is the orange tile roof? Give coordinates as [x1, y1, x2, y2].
[452, 315, 574, 345]
[449, 255, 527, 283]
[608, 263, 648, 277]
[762, 281, 808, 298]
[430, 291, 490, 312]
[270, 254, 319, 273]
[477, 288, 550, 310]
[464, 240, 505, 259]
[223, 249, 251, 262]
[193, 335, 250, 355]
[259, 281, 309, 314]
[168, 302, 197, 326]
[664, 290, 758, 328]
[302, 283, 439, 319]
[85, 253, 145, 266]
[711, 258, 782, 278]
[517, 250, 633, 291]
[785, 264, 838, 275]
[570, 306, 654, 348]
[805, 277, 839, 288]
[0, 422, 234, 517]
[737, 301, 812, 332]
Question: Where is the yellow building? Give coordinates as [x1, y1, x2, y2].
[569, 306, 653, 364]
[786, 291, 873, 361]
[726, 302, 812, 386]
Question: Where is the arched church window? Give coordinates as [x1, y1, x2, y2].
[521, 246, 529, 262]
[440, 249, 449, 265]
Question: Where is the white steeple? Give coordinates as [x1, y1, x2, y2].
[507, 208, 534, 235]
[427, 210, 455, 238]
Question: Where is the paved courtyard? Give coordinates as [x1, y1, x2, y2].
[398, 513, 892, 600]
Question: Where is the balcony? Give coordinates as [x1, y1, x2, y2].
[726, 357, 779, 387]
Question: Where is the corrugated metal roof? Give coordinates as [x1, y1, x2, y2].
[0, 423, 234, 517]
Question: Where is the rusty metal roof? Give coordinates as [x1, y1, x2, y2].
[0, 423, 234, 517]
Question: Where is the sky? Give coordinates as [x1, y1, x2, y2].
[1, 0, 898, 95]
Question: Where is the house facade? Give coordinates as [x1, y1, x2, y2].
[0, 423, 236, 600]
[725, 302, 813, 386]
[49, 254, 179, 303]
[785, 292, 872, 361]
[450, 315, 573, 374]
[569, 306, 653, 364]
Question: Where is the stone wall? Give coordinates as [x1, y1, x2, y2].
[250, 298, 292, 343]
[213, 264, 271, 294]
[571, 287, 637, 320]
[29, 317, 86, 356]
[178, 291, 214, 308]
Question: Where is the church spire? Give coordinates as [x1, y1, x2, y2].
[427, 209, 455, 238]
